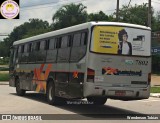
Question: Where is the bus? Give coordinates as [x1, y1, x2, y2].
[9, 22, 151, 105]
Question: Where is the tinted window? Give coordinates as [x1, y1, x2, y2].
[56, 37, 62, 49]
[40, 41, 45, 50]
[28, 43, 32, 52]
[18, 46, 21, 53]
[21, 45, 24, 53]
[68, 35, 72, 47]
[81, 32, 88, 45]
[49, 38, 55, 50]
[73, 33, 81, 46]
[24, 44, 28, 53]
[61, 36, 68, 48]
[70, 31, 88, 62]
[35, 42, 40, 51]
[45, 39, 50, 50]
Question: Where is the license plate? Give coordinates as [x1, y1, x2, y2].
[115, 90, 126, 96]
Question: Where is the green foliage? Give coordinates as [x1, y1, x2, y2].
[0, 57, 9, 65]
[152, 55, 160, 74]
[51, 3, 88, 30]
[152, 11, 160, 31]
[8, 19, 51, 42]
[0, 42, 9, 57]
[150, 87, 160, 93]
[88, 11, 109, 21]
[114, 3, 160, 31]
[0, 73, 9, 81]
[0, 19, 51, 57]
[117, 3, 150, 25]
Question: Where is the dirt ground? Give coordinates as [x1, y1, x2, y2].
[151, 75, 160, 86]
[0, 71, 9, 74]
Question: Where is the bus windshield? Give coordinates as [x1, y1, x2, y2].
[90, 26, 151, 56]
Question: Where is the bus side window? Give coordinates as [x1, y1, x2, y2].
[61, 36, 68, 48]
[46, 38, 57, 63]
[28, 43, 32, 52]
[49, 38, 55, 50]
[21, 44, 28, 63]
[21, 45, 24, 53]
[24, 44, 28, 53]
[15, 46, 19, 64]
[40, 40, 45, 50]
[81, 32, 88, 45]
[18, 46, 21, 53]
[57, 35, 71, 63]
[45, 39, 50, 50]
[28, 42, 36, 63]
[56, 37, 62, 49]
[70, 31, 88, 62]
[68, 35, 73, 47]
[17, 45, 22, 63]
[72, 33, 81, 47]
[35, 42, 40, 51]
[36, 40, 47, 63]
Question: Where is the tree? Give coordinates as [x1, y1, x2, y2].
[51, 3, 88, 30]
[8, 19, 51, 42]
[0, 41, 8, 57]
[88, 11, 110, 21]
[115, 3, 154, 26]
[152, 11, 160, 31]
[1, 19, 51, 57]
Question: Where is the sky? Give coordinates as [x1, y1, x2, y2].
[0, 0, 160, 41]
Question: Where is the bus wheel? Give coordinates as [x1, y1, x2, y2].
[46, 81, 57, 105]
[16, 78, 25, 96]
[87, 97, 107, 105]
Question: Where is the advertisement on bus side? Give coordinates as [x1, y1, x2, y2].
[91, 26, 151, 56]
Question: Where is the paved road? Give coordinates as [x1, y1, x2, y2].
[0, 85, 160, 123]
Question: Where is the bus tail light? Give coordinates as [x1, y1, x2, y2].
[87, 68, 95, 82]
[148, 73, 151, 85]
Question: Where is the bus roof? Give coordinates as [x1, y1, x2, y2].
[13, 21, 151, 46]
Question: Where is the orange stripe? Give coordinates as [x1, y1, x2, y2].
[40, 64, 45, 73]
[36, 68, 41, 80]
[45, 64, 52, 80]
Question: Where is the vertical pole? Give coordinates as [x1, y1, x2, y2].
[148, 0, 151, 27]
[116, 0, 119, 22]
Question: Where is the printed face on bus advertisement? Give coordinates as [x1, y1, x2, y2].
[91, 26, 151, 56]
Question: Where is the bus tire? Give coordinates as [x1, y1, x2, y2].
[46, 81, 57, 105]
[87, 97, 107, 105]
[16, 78, 26, 96]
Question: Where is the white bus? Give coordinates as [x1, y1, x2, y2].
[9, 22, 151, 105]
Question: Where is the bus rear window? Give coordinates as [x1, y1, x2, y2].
[90, 26, 151, 56]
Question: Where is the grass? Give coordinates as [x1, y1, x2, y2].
[0, 73, 9, 81]
[150, 87, 160, 93]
